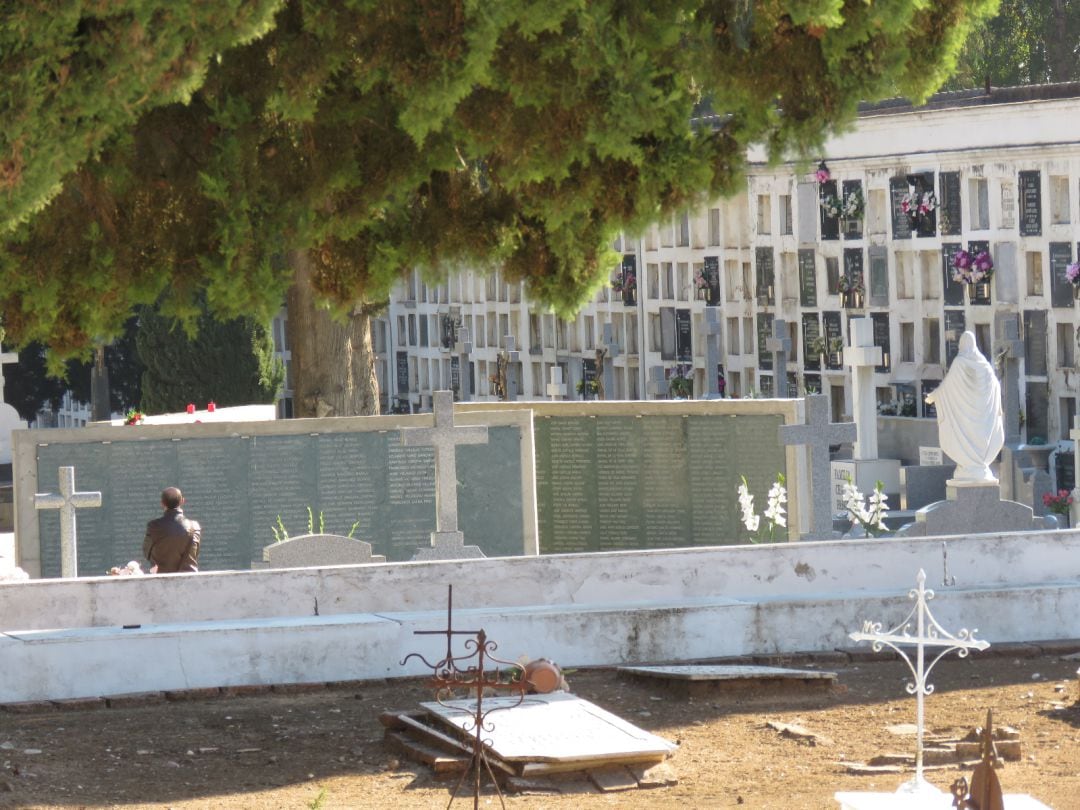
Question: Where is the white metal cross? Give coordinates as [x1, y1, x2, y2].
[0, 343, 17, 402]
[849, 568, 989, 787]
[400, 390, 488, 536]
[34, 466, 103, 578]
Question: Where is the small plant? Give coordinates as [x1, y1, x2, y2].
[668, 365, 693, 398]
[576, 379, 600, 395]
[1043, 489, 1073, 516]
[271, 509, 363, 542]
[124, 408, 145, 425]
[737, 473, 787, 543]
[308, 788, 328, 810]
[841, 476, 889, 537]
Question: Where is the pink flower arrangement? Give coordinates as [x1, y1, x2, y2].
[1066, 262, 1080, 286]
[815, 164, 830, 184]
[951, 249, 994, 284]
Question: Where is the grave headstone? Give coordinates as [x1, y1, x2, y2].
[600, 323, 619, 400]
[400, 390, 488, 560]
[546, 366, 567, 401]
[703, 307, 723, 398]
[779, 395, 856, 539]
[647, 366, 669, 398]
[501, 335, 520, 400]
[835, 319, 902, 510]
[33, 466, 102, 578]
[454, 326, 473, 402]
[765, 319, 791, 396]
[261, 534, 386, 569]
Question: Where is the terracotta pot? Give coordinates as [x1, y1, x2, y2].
[523, 659, 563, 694]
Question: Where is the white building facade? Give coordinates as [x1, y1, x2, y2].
[353, 88, 1080, 460]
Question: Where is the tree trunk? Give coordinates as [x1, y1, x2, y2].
[1047, 0, 1072, 82]
[285, 250, 380, 418]
[90, 344, 111, 422]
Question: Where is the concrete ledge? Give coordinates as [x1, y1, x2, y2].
[3, 586, 1080, 705]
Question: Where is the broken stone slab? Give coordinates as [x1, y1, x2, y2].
[421, 693, 676, 772]
[619, 664, 837, 697]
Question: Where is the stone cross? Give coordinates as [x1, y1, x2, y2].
[779, 395, 857, 539]
[501, 335, 520, 400]
[546, 366, 567, 401]
[0, 343, 16, 402]
[34, 466, 102, 578]
[454, 326, 472, 402]
[600, 323, 620, 400]
[703, 307, 723, 398]
[995, 313, 1024, 445]
[844, 317, 882, 460]
[400, 390, 488, 557]
[850, 568, 989, 787]
[765, 319, 791, 397]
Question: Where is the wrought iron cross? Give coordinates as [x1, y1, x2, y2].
[849, 568, 989, 786]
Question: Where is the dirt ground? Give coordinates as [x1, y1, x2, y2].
[1, 650, 1078, 810]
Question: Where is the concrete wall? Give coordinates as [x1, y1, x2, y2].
[3, 529, 1078, 633]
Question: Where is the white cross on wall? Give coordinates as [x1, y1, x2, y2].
[34, 466, 103, 578]
[400, 390, 488, 536]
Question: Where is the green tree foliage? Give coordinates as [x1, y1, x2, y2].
[1, 0, 996, 373]
[5, 343, 69, 423]
[945, 0, 1080, 89]
[135, 303, 283, 415]
[0, 0, 284, 233]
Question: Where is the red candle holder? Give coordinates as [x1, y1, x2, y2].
[186, 403, 195, 414]
[207, 401, 216, 412]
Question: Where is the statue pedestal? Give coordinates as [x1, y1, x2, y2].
[901, 482, 1050, 537]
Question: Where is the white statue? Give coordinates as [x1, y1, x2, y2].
[925, 331, 1004, 484]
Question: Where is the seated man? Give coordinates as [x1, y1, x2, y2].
[143, 487, 201, 573]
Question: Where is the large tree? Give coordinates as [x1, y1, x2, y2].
[0, 0, 997, 417]
[0, 0, 284, 233]
[944, 0, 1080, 89]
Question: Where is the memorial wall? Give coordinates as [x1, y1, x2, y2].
[17, 400, 800, 576]
[18, 412, 531, 577]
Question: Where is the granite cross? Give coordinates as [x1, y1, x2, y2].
[844, 317, 882, 460]
[454, 326, 473, 402]
[703, 307, 723, 398]
[765, 319, 791, 397]
[849, 568, 989, 787]
[501, 335, 520, 400]
[0, 342, 16, 402]
[778, 395, 856, 539]
[995, 312, 1024, 445]
[546, 366, 567, 401]
[400, 390, 488, 555]
[34, 466, 102, 578]
[600, 323, 620, 400]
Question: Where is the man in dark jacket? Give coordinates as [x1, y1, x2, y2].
[143, 487, 201, 573]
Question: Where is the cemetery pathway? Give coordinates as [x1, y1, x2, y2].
[1, 652, 1078, 808]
